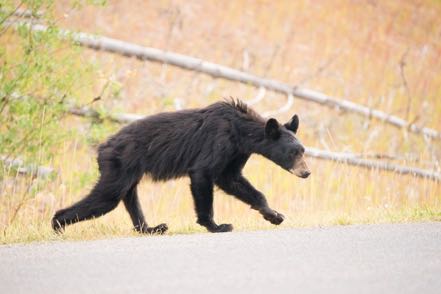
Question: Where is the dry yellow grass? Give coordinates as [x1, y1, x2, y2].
[1, 0, 440, 244]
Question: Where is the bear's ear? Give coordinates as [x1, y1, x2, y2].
[284, 114, 299, 134]
[265, 118, 281, 140]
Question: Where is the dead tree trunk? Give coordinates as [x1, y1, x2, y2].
[1, 156, 54, 178]
[305, 148, 441, 182]
[68, 106, 441, 182]
[9, 22, 440, 181]
[13, 22, 440, 140]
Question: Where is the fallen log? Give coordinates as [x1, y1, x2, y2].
[33, 23, 441, 140]
[11, 9, 43, 18]
[1, 156, 55, 178]
[262, 94, 294, 117]
[6, 22, 440, 181]
[67, 105, 142, 124]
[8, 21, 440, 140]
[305, 148, 441, 182]
[68, 105, 440, 182]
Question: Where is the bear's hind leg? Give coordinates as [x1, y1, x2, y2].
[123, 185, 168, 235]
[51, 181, 121, 233]
[52, 167, 138, 233]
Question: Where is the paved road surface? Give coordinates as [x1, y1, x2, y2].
[1, 223, 440, 293]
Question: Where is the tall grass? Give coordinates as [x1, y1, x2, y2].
[1, 0, 440, 244]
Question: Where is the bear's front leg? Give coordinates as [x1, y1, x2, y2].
[189, 170, 233, 233]
[216, 173, 285, 226]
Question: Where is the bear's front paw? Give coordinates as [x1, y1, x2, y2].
[261, 209, 285, 225]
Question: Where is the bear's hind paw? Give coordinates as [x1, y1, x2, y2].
[143, 223, 168, 235]
[210, 223, 233, 233]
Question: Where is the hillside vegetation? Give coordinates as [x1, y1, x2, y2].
[1, 0, 440, 243]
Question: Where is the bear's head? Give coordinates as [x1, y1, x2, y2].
[262, 114, 310, 178]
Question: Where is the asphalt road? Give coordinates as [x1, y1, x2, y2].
[1, 223, 440, 294]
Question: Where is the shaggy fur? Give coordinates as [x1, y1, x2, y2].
[52, 99, 309, 234]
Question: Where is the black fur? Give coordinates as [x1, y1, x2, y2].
[284, 114, 299, 134]
[52, 99, 308, 234]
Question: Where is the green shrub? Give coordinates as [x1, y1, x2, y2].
[0, 0, 95, 176]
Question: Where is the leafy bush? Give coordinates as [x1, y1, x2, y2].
[0, 0, 95, 176]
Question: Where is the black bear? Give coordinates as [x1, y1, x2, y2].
[52, 99, 310, 234]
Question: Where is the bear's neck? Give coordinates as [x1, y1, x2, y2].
[235, 119, 266, 155]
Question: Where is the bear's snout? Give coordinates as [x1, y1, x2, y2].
[289, 155, 311, 178]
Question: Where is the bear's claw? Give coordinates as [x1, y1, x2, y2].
[51, 216, 66, 234]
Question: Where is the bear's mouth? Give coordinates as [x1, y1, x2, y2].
[288, 155, 311, 178]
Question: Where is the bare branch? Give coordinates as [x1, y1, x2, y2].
[246, 86, 266, 106]
[11, 8, 43, 19]
[1, 156, 54, 178]
[8, 21, 440, 140]
[67, 105, 142, 124]
[6, 22, 440, 181]
[306, 148, 441, 182]
[306, 147, 440, 182]
[68, 105, 441, 182]
[262, 94, 294, 117]
[0, 2, 24, 27]
[77, 31, 441, 138]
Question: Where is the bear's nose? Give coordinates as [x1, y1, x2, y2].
[301, 171, 311, 178]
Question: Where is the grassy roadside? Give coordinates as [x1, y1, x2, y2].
[2, 156, 440, 244]
[1, 0, 440, 244]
